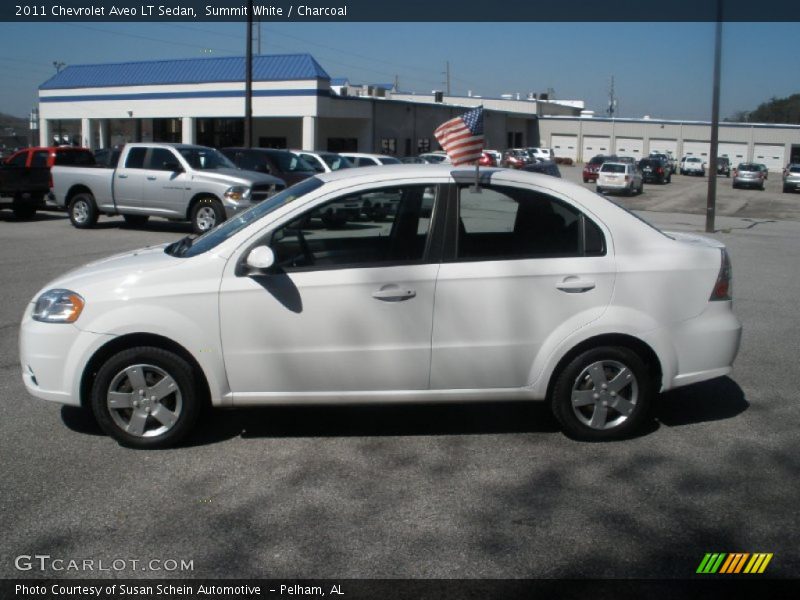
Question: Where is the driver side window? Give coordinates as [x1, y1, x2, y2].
[270, 185, 436, 270]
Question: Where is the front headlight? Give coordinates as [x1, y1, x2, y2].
[224, 186, 251, 202]
[32, 289, 85, 323]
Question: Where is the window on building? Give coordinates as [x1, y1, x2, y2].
[417, 138, 431, 153]
[258, 137, 287, 149]
[381, 138, 396, 154]
[327, 138, 358, 153]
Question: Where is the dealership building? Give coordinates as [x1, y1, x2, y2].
[37, 53, 800, 170]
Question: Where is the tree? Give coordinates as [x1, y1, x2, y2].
[728, 94, 800, 124]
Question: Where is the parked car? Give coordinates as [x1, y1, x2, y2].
[478, 151, 497, 167]
[51, 143, 286, 233]
[483, 149, 502, 165]
[716, 156, 731, 177]
[401, 156, 433, 164]
[582, 155, 614, 183]
[521, 160, 561, 177]
[680, 156, 706, 176]
[221, 147, 316, 186]
[732, 163, 765, 190]
[418, 152, 450, 164]
[637, 157, 671, 184]
[782, 164, 800, 193]
[20, 165, 741, 448]
[340, 152, 403, 167]
[526, 147, 555, 162]
[650, 152, 676, 174]
[291, 150, 353, 174]
[501, 149, 531, 169]
[597, 162, 643, 195]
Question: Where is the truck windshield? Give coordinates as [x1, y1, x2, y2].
[178, 147, 236, 170]
[173, 177, 323, 258]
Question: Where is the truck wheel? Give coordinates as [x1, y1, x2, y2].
[68, 193, 99, 228]
[123, 214, 150, 227]
[191, 198, 224, 234]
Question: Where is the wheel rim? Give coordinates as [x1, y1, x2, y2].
[195, 206, 217, 231]
[106, 363, 183, 438]
[73, 200, 89, 224]
[571, 360, 638, 430]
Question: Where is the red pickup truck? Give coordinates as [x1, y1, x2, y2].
[0, 146, 93, 219]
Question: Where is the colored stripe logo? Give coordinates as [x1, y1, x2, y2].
[697, 553, 773, 574]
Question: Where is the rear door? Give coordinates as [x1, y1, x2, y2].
[430, 181, 615, 390]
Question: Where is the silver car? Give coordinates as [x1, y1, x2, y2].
[783, 164, 800, 193]
[733, 163, 766, 190]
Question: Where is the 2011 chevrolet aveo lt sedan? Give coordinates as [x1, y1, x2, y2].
[20, 165, 742, 448]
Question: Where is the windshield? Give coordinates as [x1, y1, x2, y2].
[175, 177, 323, 258]
[178, 147, 236, 170]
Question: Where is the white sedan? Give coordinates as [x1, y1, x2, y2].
[20, 165, 742, 448]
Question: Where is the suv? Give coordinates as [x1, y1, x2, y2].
[783, 164, 800, 193]
[597, 162, 643, 195]
[222, 148, 316, 186]
[716, 157, 731, 177]
[527, 147, 555, 162]
[638, 157, 671, 184]
[732, 163, 765, 190]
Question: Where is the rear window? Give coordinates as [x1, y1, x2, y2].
[687, 158, 702, 163]
[789, 167, 800, 174]
[738, 164, 758, 171]
[600, 164, 626, 173]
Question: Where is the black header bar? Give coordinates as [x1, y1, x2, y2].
[3, 0, 800, 22]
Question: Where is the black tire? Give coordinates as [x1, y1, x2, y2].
[91, 346, 200, 449]
[190, 197, 225, 234]
[68, 192, 99, 228]
[123, 214, 150, 227]
[784, 186, 790, 193]
[550, 346, 654, 441]
[596, 186, 603, 194]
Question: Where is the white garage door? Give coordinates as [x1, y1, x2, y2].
[682, 141, 710, 159]
[753, 144, 785, 172]
[582, 136, 611, 162]
[717, 142, 748, 163]
[551, 134, 578, 161]
[649, 139, 678, 158]
[615, 138, 643, 158]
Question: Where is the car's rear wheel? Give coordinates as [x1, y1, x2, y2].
[550, 346, 653, 441]
[68, 193, 99, 228]
[91, 346, 200, 449]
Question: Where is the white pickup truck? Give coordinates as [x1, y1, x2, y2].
[51, 143, 285, 233]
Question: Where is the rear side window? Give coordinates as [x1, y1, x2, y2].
[456, 185, 605, 260]
[31, 151, 49, 168]
[125, 148, 147, 169]
[7, 152, 28, 167]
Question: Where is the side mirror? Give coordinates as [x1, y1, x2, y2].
[246, 245, 275, 271]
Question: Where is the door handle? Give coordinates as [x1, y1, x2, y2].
[556, 276, 596, 293]
[117, 174, 128, 179]
[146, 176, 157, 181]
[372, 285, 416, 301]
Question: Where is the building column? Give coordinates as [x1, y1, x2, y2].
[302, 116, 317, 151]
[39, 118, 51, 147]
[182, 117, 196, 144]
[97, 120, 108, 149]
[81, 118, 95, 150]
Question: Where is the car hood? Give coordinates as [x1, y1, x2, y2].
[191, 168, 284, 187]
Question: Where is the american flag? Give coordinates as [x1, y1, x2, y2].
[434, 107, 485, 166]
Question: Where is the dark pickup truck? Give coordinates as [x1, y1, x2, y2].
[0, 164, 50, 219]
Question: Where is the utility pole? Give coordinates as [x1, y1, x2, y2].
[253, 14, 261, 54]
[244, 0, 254, 148]
[443, 61, 450, 96]
[393, 74, 399, 92]
[706, 0, 723, 233]
[53, 61, 66, 145]
[607, 76, 617, 117]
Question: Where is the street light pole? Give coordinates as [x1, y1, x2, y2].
[706, 1, 723, 233]
[53, 61, 66, 145]
[244, 0, 254, 148]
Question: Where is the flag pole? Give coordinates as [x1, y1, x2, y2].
[472, 105, 483, 192]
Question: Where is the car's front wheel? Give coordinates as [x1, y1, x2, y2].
[550, 346, 653, 441]
[190, 197, 224, 234]
[91, 346, 200, 449]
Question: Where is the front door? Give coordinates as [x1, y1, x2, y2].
[141, 147, 189, 218]
[219, 182, 443, 401]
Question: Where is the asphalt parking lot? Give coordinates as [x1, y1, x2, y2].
[2, 171, 799, 580]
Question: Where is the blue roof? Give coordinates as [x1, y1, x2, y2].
[40, 53, 330, 90]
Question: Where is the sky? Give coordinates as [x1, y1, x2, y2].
[0, 21, 798, 121]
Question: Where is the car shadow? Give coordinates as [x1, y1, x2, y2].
[92, 218, 193, 234]
[654, 376, 748, 427]
[0, 211, 68, 223]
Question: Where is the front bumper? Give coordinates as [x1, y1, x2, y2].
[19, 304, 113, 406]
